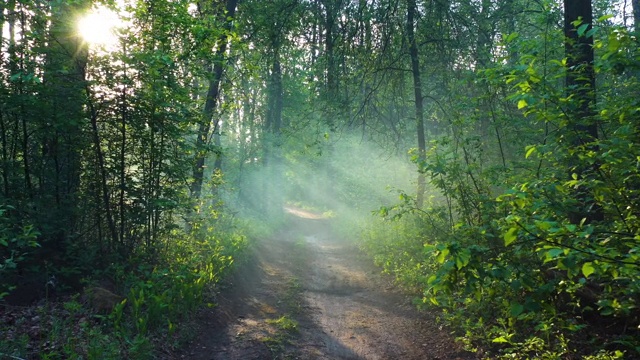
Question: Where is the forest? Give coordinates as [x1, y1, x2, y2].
[0, 0, 639, 358]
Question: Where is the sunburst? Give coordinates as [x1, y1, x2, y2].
[77, 6, 121, 49]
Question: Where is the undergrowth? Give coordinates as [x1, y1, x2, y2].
[360, 211, 635, 359]
[0, 211, 254, 359]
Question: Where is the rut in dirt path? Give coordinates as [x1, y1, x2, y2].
[180, 207, 476, 360]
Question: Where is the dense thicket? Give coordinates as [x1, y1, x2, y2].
[356, 1, 640, 358]
[0, 0, 232, 294]
[0, 0, 247, 357]
[1, 0, 639, 358]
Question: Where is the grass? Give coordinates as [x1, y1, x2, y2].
[261, 273, 304, 358]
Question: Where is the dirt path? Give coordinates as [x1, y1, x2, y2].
[179, 207, 475, 359]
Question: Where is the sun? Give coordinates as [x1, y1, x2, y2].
[77, 6, 121, 48]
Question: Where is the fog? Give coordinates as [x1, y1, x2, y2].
[223, 131, 417, 233]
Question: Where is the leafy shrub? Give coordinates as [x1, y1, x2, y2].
[0, 205, 41, 300]
[361, 24, 640, 359]
[0, 207, 250, 359]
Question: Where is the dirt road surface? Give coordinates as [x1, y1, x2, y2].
[179, 207, 476, 359]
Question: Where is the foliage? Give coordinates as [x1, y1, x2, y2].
[3, 0, 640, 358]
[0, 206, 41, 299]
[0, 0, 250, 357]
[0, 210, 249, 359]
[362, 10, 640, 360]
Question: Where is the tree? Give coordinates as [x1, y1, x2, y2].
[406, 0, 426, 208]
[191, 0, 239, 201]
[563, 0, 603, 223]
[38, 0, 90, 253]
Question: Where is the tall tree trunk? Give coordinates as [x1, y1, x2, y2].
[191, 0, 238, 201]
[323, 0, 339, 103]
[564, 0, 603, 223]
[119, 83, 127, 247]
[0, 112, 8, 197]
[86, 89, 119, 250]
[266, 46, 284, 214]
[475, 0, 493, 69]
[323, 0, 339, 209]
[407, 0, 426, 209]
[261, 13, 285, 213]
[41, 1, 88, 244]
[8, 3, 34, 199]
[1, 4, 8, 197]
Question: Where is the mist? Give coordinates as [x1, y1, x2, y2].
[221, 130, 417, 233]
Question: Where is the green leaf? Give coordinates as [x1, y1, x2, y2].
[546, 248, 564, 258]
[536, 220, 553, 231]
[505, 32, 518, 43]
[378, 207, 389, 217]
[525, 146, 536, 159]
[426, 274, 438, 285]
[597, 14, 614, 22]
[436, 248, 450, 264]
[510, 302, 524, 317]
[509, 279, 522, 291]
[454, 249, 471, 270]
[492, 336, 510, 343]
[544, 248, 564, 263]
[582, 262, 595, 278]
[504, 227, 518, 246]
[577, 23, 589, 37]
[586, 27, 598, 38]
[517, 99, 528, 109]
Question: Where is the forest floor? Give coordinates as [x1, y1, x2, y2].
[176, 206, 477, 360]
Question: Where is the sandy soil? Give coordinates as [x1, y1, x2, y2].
[178, 206, 476, 360]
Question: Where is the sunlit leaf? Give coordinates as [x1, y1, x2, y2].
[504, 227, 518, 246]
[582, 262, 595, 278]
[597, 14, 614, 22]
[492, 336, 510, 343]
[436, 248, 450, 264]
[525, 146, 536, 159]
[517, 99, 528, 109]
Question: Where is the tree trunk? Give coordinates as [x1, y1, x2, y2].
[7, 3, 34, 199]
[564, 0, 603, 223]
[323, 0, 339, 103]
[191, 0, 238, 201]
[86, 88, 119, 250]
[264, 42, 284, 214]
[42, 0, 89, 242]
[407, 0, 426, 209]
[119, 83, 127, 248]
[1, 7, 7, 200]
[0, 111, 8, 197]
